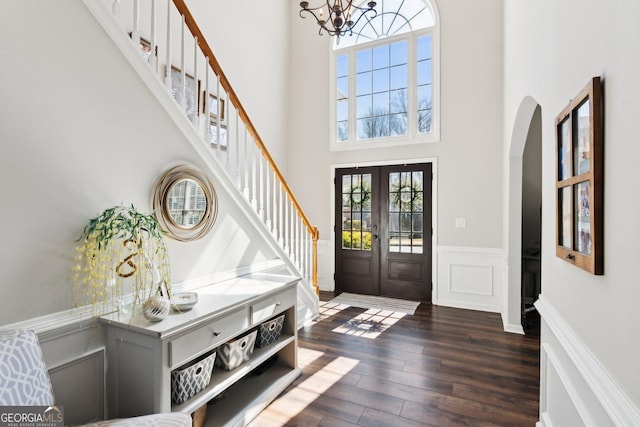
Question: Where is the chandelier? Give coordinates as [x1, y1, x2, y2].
[299, 1, 377, 42]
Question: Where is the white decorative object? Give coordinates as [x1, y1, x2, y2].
[142, 256, 171, 322]
[143, 291, 170, 322]
[171, 292, 198, 311]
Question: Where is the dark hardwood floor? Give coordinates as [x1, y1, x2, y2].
[248, 292, 540, 426]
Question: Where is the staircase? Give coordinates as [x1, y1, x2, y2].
[83, 0, 319, 325]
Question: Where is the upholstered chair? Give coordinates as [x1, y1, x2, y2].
[0, 330, 191, 427]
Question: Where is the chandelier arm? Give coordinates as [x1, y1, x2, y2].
[349, 7, 377, 30]
[299, 7, 323, 22]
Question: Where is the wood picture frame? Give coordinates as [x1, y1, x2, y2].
[208, 117, 228, 150]
[555, 76, 603, 274]
[202, 92, 226, 121]
[166, 65, 201, 121]
[128, 33, 158, 61]
[138, 36, 157, 61]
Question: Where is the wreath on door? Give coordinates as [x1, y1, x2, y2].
[346, 182, 371, 210]
[390, 180, 421, 212]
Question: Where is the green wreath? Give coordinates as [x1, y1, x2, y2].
[346, 182, 371, 210]
[390, 180, 421, 212]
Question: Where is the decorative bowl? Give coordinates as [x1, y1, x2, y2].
[171, 292, 199, 311]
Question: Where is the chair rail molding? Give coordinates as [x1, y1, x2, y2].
[535, 296, 640, 427]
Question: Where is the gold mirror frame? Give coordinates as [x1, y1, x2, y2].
[153, 165, 218, 241]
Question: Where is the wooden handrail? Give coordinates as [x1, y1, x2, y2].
[172, 0, 319, 292]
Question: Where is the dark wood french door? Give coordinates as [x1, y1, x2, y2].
[335, 163, 432, 302]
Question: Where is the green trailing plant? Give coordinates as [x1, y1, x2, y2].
[72, 205, 171, 315]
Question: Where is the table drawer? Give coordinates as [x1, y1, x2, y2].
[251, 288, 295, 325]
[170, 308, 248, 369]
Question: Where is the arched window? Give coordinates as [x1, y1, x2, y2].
[331, 0, 439, 149]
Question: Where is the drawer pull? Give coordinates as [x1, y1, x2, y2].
[276, 302, 281, 307]
[213, 331, 221, 337]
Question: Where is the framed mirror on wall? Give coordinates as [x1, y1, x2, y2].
[555, 76, 603, 274]
[153, 165, 218, 242]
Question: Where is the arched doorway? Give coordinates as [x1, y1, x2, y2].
[505, 97, 542, 334]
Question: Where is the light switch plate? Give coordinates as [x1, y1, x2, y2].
[455, 218, 467, 229]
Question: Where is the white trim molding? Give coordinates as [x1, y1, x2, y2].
[435, 246, 504, 313]
[536, 296, 640, 427]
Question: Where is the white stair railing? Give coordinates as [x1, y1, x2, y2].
[106, 0, 319, 296]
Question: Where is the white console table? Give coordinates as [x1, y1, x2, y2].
[100, 272, 301, 427]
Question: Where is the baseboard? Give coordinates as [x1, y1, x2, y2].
[501, 313, 525, 335]
[536, 296, 640, 427]
[434, 298, 501, 313]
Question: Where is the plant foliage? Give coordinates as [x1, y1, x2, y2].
[72, 205, 171, 315]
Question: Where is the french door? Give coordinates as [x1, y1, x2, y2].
[335, 163, 432, 302]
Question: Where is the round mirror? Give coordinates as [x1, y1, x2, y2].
[166, 178, 206, 229]
[153, 165, 218, 241]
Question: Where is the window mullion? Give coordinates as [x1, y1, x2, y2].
[408, 35, 418, 138]
[349, 50, 357, 143]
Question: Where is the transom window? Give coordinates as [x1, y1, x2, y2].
[332, 0, 438, 149]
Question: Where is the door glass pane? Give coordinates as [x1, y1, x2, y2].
[413, 192, 423, 212]
[341, 173, 372, 251]
[389, 213, 399, 232]
[400, 212, 412, 231]
[388, 168, 425, 253]
[412, 234, 424, 254]
[412, 214, 423, 233]
[389, 233, 400, 252]
[400, 234, 412, 253]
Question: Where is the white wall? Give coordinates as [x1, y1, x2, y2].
[184, 0, 291, 171]
[288, 0, 504, 247]
[288, 0, 505, 300]
[505, 0, 640, 414]
[0, 0, 277, 325]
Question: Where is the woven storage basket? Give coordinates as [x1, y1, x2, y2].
[171, 351, 216, 404]
[256, 314, 285, 348]
[215, 330, 257, 371]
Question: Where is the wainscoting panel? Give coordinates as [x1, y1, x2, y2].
[536, 296, 640, 427]
[435, 246, 503, 312]
[449, 264, 493, 296]
[317, 239, 333, 292]
[49, 348, 105, 425]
